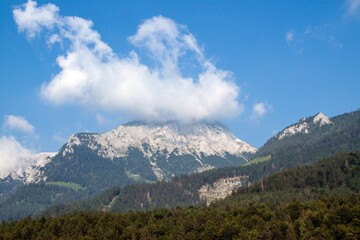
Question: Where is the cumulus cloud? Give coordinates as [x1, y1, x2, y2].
[3, 115, 35, 133]
[13, 1, 241, 123]
[345, 0, 360, 15]
[129, 16, 204, 78]
[0, 136, 34, 178]
[251, 102, 271, 120]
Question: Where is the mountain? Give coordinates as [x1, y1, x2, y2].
[41, 109, 360, 215]
[249, 110, 360, 169]
[0, 152, 55, 202]
[11, 152, 56, 183]
[0, 152, 56, 181]
[1, 109, 359, 221]
[1, 121, 255, 187]
[57, 121, 256, 182]
[274, 112, 332, 140]
[42, 121, 255, 193]
[218, 151, 360, 207]
[0, 121, 256, 220]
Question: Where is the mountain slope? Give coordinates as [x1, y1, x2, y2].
[252, 110, 360, 168]
[274, 112, 332, 140]
[3, 152, 360, 240]
[43, 150, 360, 216]
[216, 151, 360, 208]
[0, 121, 255, 221]
[45, 121, 255, 190]
[1, 109, 359, 221]
[41, 109, 360, 215]
[0, 152, 55, 203]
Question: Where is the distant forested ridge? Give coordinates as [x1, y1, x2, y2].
[44, 150, 360, 216]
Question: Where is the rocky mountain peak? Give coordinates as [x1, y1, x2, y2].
[276, 112, 333, 140]
[2, 121, 256, 185]
[312, 112, 333, 126]
[0, 152, 56, 183]
[62, 121, 257, 160]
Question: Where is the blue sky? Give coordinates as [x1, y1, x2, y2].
[0, 0, 359, 155]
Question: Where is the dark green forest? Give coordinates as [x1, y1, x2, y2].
[1, 152, 360, 239]
[1, 195, 359, 239]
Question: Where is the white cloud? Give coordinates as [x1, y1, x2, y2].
[14, 1, 241, 123]
[0, 136, 34, 178]
[345, 0, 360, 15]
[285, 30, 294, 44]
[13, 0, 59, 39]
[3, 115, 35, 133]
[129, 16, 204, 78]
[251, 102, 271, 120]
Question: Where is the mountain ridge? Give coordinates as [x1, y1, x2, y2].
[1, 121, 256, 185]
[1, 109, 359, 221]
[0, 121, 256, 220]
[255, 109, 360, 165]
[39, 109, 360, 216]
[275, 112, 333, 140]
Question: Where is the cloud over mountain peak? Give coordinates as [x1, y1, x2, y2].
[14, 1, 242, 123]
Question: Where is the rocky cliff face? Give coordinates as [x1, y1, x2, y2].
[198, 176, 249, 205]
[57, 121, 257, 182]
[275, 112, 333, 140]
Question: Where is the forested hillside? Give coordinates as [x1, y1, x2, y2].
[1, 152, 360, 239]
[216, 151, 360, 208]
[254, 110, 360, 169]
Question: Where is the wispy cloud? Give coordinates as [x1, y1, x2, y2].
[96, 113, 107, 125]
[285, 30, 294, 44]
[96, 113, 115, 126]
[14, 1, 242, 123]
[3, 115, 35, 134]
[304, 25, 343, 50]
[52, 133, 67, 143]
[0, 136, 34, 178]
[345, 0, 360, 15]
[251, 102, 271, 120]
[285, 24, 343, 53]
[284, 29, 304, 54]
